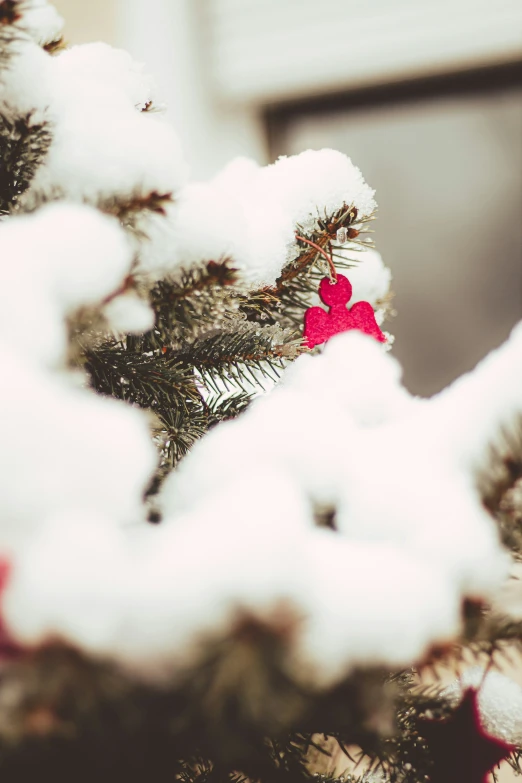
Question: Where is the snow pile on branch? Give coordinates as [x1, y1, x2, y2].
[154, 150, 376, 286]
[0, 1, 62, 113]
[0, 204, 156, 550]
[0, 204, 135, 366]
[5, 326, 519, 686]
[0, 0, 63, 48]
[0, 13, 379, 290]
[150, 329, 516, 684]
[103, 293, 156, 335]
[3, 474, 459, 683]
[19, 0, 64, 46]
[23, 42, 187, 206]
[0, 347, 156, 549]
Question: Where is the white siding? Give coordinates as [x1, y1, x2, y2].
[205, 0, 522, 104]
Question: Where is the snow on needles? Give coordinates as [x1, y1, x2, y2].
[0, 204, 133, 367]
[23, 43, 188, 207]
[0, 2, 62, 114]
[0, 203, 157, 550]
[0, 231, 513, 686]
[159, 150, 376, 286]
[0, 20, 377, 288]
[19, 0, 64, 47]
[0, 346, 157, 549]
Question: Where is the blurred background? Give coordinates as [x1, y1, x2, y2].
[53, 0, 522, 395]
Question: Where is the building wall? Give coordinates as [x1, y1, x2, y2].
[52, 0, 120, 45]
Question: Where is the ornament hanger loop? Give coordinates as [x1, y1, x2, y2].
[295, 234, 337, 282]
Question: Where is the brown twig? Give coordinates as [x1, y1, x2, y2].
[294, 234, 337, 282]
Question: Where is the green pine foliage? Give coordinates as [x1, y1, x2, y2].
[0, 110, 52, 214]
[82, 204, 381, 488]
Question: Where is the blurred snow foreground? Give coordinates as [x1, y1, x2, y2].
[0, 0, 517, 688]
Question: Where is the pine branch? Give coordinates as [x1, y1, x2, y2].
[98, 190, 174, 229]
[0, 0, 20, 26]
[0, 110, 52, 213]
[154, 403, 210, 470]
[206, 391, 252, 427]
[153, 388, 254, 474]
[478, 419, 522, 554]
[264, 204, 374, 297]
[85, 338, 256, 474]
[0, 2, 43, 66]
[149, 260, 241, 347]
[0, 1, 64, 68]
[355, 674, 448, 783]
[461, 604, 522, 656]
[81, 207, 377, 480]
[239, 204, 382, 339]
[276, 267, 324, 331]
[0, 644, 424, 783]
[177, 324, 293, 394]
[85, 342, 201, 411]
[43, 36, 66, 54]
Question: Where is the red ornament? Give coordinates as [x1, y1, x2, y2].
[303, 274, 386, 349]
[418, 688, 515, 783]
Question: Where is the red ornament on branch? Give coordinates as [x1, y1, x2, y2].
[418, 688, 515, 783]
[303, 274, 386, 349]
[294, 232, 385, 349]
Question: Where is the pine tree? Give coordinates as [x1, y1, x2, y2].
[1, 3, 522, 783]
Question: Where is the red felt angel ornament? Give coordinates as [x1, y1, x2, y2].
[296, 233, 386, 349]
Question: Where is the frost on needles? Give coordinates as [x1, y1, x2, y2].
[1, 2, 522, 782]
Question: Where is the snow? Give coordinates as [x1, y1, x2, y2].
[0, 343, 157, 551]
[159, 333, 415, 518]
[2, 479, 460, 686]
[428, 322, 522, 476]
[104, 294, 156, 335]
[341, 248, 392, 307]
[153, 329, 517, 683]
[3, 476, 311, 671]
[20, 0, 64, 47]
[21, 43, 188, 208]
[295, 533, 460, 685]
[0, 40, 52, 116]
[147, 149, 377, 285]
[280, 331, 413, 427]
[0, 203, 133, 367]
[0, 203, 156, 555]
[444, 667, 522, 744]
[4, 512, 140, 654]
[0, 207, 159, 661]
[51, 43, 158, 111]
[0, 2, 62, 110]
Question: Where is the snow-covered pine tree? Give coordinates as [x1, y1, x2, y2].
[1, 2, 522, 782]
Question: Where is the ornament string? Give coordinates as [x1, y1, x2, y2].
[295, 234, 337, 282]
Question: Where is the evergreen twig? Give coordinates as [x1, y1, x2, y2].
[0, 110, 52, 213]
